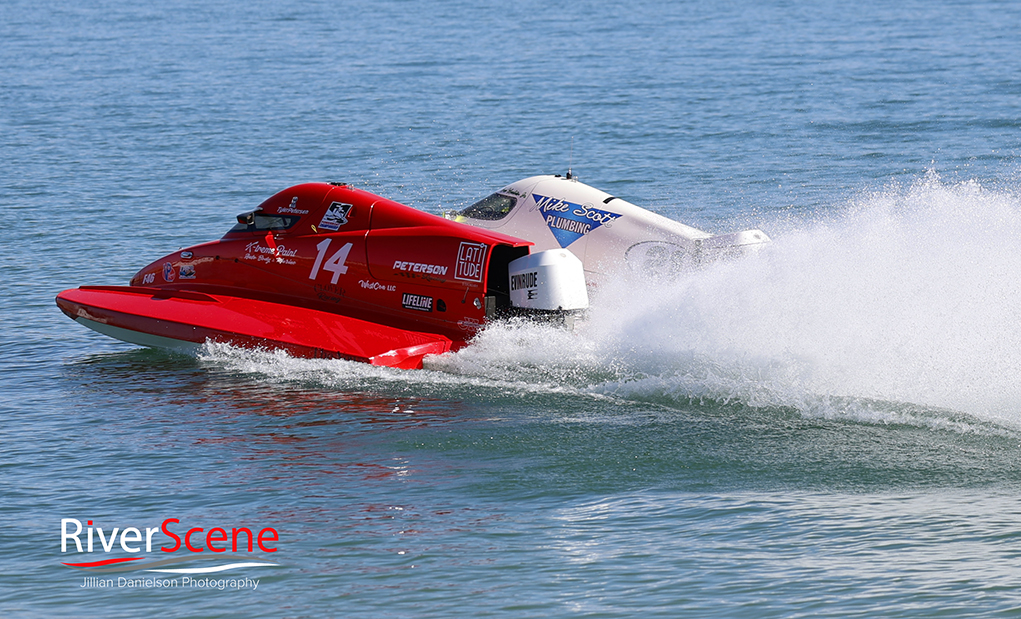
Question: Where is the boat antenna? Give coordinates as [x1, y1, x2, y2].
[567, 137, 574, 179]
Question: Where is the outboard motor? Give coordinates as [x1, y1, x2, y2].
[506, 249, 588, 324]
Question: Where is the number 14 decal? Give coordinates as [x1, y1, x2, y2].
[309, 239, 354, 284]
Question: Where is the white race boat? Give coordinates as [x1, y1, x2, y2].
[448, 174, 769, 286]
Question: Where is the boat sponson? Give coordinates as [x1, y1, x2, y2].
[55, 286, 452, 370]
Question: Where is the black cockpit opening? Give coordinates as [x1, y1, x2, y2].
[230, 211, 300, 233]
[484, 244, 530, 317]
[459, 193, 517, 221]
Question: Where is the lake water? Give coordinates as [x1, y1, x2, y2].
[5, 0, 1021, 616]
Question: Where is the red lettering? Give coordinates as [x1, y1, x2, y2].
[160, 520, 278, 554]
[232, 527, 253, 552]
[185, 527, 204, 552]
[257, 527, 279, 552]
[206, 527, 227, 553]
[161, 518, 180, 553]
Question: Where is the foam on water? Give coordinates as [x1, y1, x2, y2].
[197, 333, 608, 403]
[580, 173, 1021, 425]
[589, 173, 1021, 427]
[200, 173, 1021, 432]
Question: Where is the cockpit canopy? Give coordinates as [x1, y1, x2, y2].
[458, 192, 517, 221]
[230, 211, 300, 233]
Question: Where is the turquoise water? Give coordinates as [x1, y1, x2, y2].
[5, 0, 1021, 616]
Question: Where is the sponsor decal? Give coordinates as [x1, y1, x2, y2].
[457, 317, 482, 331]
[531, 194, 622, 248]
[510, 271, 538, 291]
[360, 280, 396, 292]
[313, 282, 346, 304]
[454, 241, 486, 282]
[162, 262, 176, 283]
[402, 293, 433, 312]
[318, 201, 353, 231]
[180, 251, 193, 259]
[624, 241, 687, 276]
[392, 260, 448, 276]
[179, 265, 196, 280]
[59, 518, 280, 590]
[278, 196, 309, 215]
[75, 306, 108, 324]
[244, 242, 299, 266]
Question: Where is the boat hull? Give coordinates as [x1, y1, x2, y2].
[56, 286, 453, 370]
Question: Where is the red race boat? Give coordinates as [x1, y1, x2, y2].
[56, 182, 588, 369]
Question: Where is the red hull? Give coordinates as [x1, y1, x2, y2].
[56, 286, 454, 369]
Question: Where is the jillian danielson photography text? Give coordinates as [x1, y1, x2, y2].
[80, 576, 261, 591]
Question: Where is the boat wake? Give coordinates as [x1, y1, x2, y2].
[200, 173, 1021, 433]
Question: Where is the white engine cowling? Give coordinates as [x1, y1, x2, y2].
[507, 249, 588, 312]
